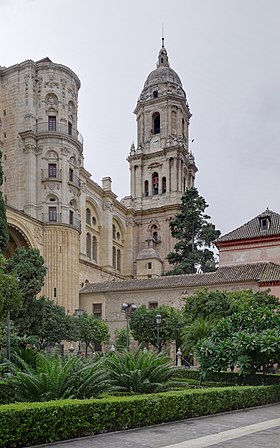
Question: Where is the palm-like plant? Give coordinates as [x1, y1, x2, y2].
[105, 350, 180, 394]
[11, 353, 109, 402]
[181, 318, 214, 356]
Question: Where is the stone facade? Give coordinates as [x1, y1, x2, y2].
[0, 45, 196, 313]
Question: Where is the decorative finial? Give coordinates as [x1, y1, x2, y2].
[162, 23, 165, 47]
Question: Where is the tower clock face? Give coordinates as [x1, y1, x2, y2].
[150, 135, 161, 150]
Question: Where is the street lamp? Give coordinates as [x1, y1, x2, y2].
[155, 314, 162, 353]
[121, 303, 137, 351]
[74, 308, 85, 354]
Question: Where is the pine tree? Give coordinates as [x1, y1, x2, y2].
[0, 150, 9, 254]
[165, 187, 220, 275]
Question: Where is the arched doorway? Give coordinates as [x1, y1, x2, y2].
[5, 224, 31, 259]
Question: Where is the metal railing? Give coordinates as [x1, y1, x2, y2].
[41, 169, 62, 181]
[68, 173, 81, 187]
[42, 213, 81, 230]
[36, 122, 84, 145]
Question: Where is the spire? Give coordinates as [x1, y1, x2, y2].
[157, 34, 169, 68]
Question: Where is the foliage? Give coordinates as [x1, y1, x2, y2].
[11, 352, 109, 402]
[29, 297, 78, 349]
[1, 386, 280, 447]
[183, 289, 231, 323]
[114, 327, 128, 352]
[105, 350, 180, 394]
[195, 305, 280, 376]
[6, 247, 47, 302]
[130, 305, 184, 351]
[0, 255, 22, 318]
[181, 318, 214, 356]
[0, 150, 9, 254]
[0, 381, 15, 404]
[79, 313, 109, 355]
[165, 187, 220, 275]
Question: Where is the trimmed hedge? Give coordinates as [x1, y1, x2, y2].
[1, 385, 280, 447]
[176, 368, 280, 385]
[0, 381, 15, 405]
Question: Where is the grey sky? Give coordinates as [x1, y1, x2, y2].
[1, 0, 279, 236]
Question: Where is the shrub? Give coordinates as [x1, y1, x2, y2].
[1, 385, 280, 447]
[0, 381, 15, 404]
[105, 350, 181, 394]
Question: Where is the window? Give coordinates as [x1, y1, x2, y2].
[86, 208, 91, 225]
[148, 262, 152, 269]
[117, 249, 121, 271]
[117, 231, 120, 240]
[113, 224, 116, 240]
[53, 287, 57, 298]
[92, 236, 97, 261]
[152, 172, 159, 195]
[92, 303, 102, 319]
[49, 206, 57, 222]
[48, 163, 57, 178]
[152, 231, 158, 242]
[153, 112, 160, 134]
[149, 301, 158, 309]
[153, 91, 158, 98]
[162, 177, 166, 194]
[68, 122, 72, 136]
[112, 246, 116, 269]
[69, 168, 74, 182]
[92, 216, 97, 225]
[69, 210, 74, 225]
[144, 180, 149, 197]
[48, 116, 56, 131]
[260, 218, 269, 231]
[86, 233, 91, 258]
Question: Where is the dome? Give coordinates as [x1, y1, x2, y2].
[136, 247, 162, 261]
[139, 44, 186, 101]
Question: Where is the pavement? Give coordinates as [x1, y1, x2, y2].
[31, 402, 280, 448]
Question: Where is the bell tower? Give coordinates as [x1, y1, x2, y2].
[126, 42, 198, 276]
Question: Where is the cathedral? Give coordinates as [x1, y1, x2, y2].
[1, 43, 280, 341]
[0, 43, 197, 315]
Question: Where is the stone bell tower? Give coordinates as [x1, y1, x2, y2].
[125, 41, 197, 276]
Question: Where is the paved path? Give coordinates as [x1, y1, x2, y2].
[32, 403, 280, 448]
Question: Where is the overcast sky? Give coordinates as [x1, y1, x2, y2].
[1, 0, 279, 236]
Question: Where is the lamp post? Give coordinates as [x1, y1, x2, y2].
[74, 308, 85, 354]
[121, 303, 137, 351]
[6, 310, 10, 362]
[155, 314, 162, 353]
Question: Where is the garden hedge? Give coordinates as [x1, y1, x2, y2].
[1, 385, 280, 447]
[176, 369, 280, 385]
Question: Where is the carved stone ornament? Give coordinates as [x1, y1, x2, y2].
[44, 77, 59, 89]
[45, 182, 60, 191]
[102, 203, 113, 212]
[34, 226, 43, 245]
[23, 143, 36, 153]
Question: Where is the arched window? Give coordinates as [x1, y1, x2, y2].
[86, 233, 91, 258]
[153, 112, 160, 134]
[182, 118, 185, 136]
[117, 249, 121, 271]
[144, 180, 149, 197]
[112, 246, 116, 269]
[92, 236, 97, 261]
[112, 224, 116, 240]
[152, 172, 159, 195]
[162, 177, 166, 194]
[86, 208, 91, 225]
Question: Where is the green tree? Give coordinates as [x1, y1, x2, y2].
[30, 297, 78, 350]
[165, 187, 220, 275]
[195, 305, 280, 377]
[183, 289, 231, 324]
[79, 313, 109, 355]
[6, 248, 47, 302]
[181, 318, 214, 356]
[0, 150, 9, 254]
[114, 327, 128, 352]
[130, 305, 183, 351]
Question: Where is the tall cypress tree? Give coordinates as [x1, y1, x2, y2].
[165, 187, 220, 275]
[0, 150, 9, 254]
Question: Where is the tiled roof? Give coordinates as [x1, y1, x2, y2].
[80, 262, 280, 294]
[217, 209, 280, 243]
